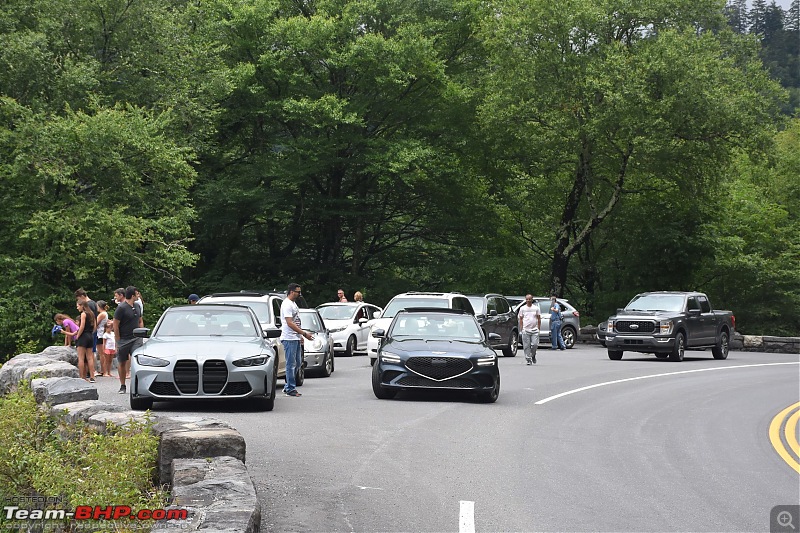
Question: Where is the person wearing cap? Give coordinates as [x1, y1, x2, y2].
[188, 294, 200, 304]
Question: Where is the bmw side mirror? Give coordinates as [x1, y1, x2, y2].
[373, 311, 382, 319]
[488, 332, 501, 342]
[372, 329, 386, 338]
[263, 329, 282, 339]
[358, 318, 368, 324]
[488, 310, 498, 316]
[133, 327, 150, 338]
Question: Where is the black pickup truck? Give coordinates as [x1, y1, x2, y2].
[604, 291, 735, 361]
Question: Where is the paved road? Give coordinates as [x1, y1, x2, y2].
[95, 346, 800, 532]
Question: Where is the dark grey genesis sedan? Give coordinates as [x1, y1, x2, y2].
[371, 308, 501, 403]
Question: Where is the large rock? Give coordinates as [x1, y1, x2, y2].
[30, 377, 98, 405]
[0, 347, 78, 393]
[50, 399, 127, 424]
[86, 411, 151, 433]
[23, 361, 79, 382]
[159, 428, 246, 485]
[40, 345, 79, 365]
[743, 335, 763, 348]
[169, 456, 260, 533]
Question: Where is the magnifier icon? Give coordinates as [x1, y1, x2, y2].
[778, 510, 796, 530]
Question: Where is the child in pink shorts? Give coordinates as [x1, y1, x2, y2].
[102, 321, 117, 377]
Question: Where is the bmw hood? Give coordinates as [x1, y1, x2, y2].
[139, 337, 271, 359]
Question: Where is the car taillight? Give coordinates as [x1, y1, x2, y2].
[731, 315, 736, 330]
[572, 311, 580, 317]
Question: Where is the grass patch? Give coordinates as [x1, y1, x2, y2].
[0, 383, 169, 531]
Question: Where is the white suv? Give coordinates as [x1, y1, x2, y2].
[367, 292, 475, 365]
[198, 291, 304, 385]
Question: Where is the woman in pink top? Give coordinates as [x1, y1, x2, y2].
[54, 313, 79, 346]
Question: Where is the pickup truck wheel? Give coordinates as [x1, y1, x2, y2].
[669, 332, 685, 361]
[712, 331, 730, 360]
[607, 350, 623, 360]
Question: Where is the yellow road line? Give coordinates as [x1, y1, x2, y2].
[786, 408, 800, 464]
[769, 402, 800, 474]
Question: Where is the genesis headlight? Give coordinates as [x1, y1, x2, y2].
[659, 320, 674, 335]
[476, 354, 497, 366]
[380, 351, 402, 363]
[135, 354, 170, 367]
[232, 355, 268, 367]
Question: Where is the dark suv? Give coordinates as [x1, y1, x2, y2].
[467, 294, 519, 357]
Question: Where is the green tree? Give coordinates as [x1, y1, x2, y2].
[190, 0, 490, 294]
[479, 0, 783, 297]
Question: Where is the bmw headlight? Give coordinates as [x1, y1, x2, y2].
[136, 354, 170, 367]
[380, 351, 402, 363]
[233, 355, 268, 367]
[329, 326, 347, 333]
[476, 353, 496, 366]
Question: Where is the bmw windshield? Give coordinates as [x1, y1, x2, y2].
[154, 308, 258, 337]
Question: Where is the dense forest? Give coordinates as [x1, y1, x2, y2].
[1, 0, 798, 359]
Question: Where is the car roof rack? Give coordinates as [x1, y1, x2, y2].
[400, 307, 467, 314]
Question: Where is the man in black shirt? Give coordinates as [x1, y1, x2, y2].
[113, 286, 143, 394]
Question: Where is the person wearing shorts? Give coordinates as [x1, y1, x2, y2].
[113, 286, 143, 394]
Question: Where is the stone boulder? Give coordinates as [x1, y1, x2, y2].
[0, 350, 78, 394]
[159, 427, 246, 484]
[30, 377, 98, 405]
[170, 456, 261, 533]
[23, 361, 79, 382]
[49, 399, 127, 425]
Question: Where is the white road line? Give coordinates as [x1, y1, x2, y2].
[535, 362, 800, 405]
[459, 500, 475, 533]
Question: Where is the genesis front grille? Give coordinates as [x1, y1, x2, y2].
[615, 321, 656, 333]
[174, 360, 199, 394]
[396, 375, 476, 389]
[203, 360, 228, 394]
[406, 356, 472, 381]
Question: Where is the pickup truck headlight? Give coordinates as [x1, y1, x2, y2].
[607, 319, 615, 332]
[659, 320, 674, 335]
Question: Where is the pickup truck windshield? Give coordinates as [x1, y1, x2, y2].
[625, 294, 685, 312]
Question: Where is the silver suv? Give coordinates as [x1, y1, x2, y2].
[367, 292, 475, 365]
[198, 291, 305, 385]
[509, 296, 581, 349]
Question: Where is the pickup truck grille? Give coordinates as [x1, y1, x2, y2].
[616, 320, 656, 333]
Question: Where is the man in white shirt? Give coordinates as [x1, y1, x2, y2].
[518, 294, 542, 365]
[281, 283, 313, 397]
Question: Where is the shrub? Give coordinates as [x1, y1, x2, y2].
[0, 384, 168, 531]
